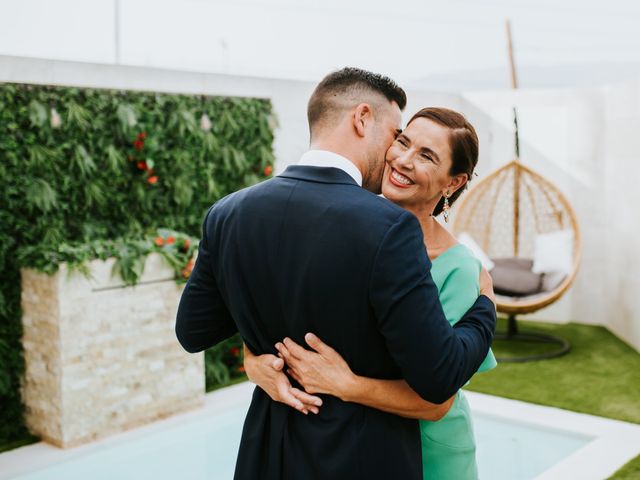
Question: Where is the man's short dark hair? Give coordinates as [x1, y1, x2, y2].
[307, 67, 407, 137]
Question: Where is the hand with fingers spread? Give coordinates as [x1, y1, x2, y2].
[243, 343, 323, 415]
[275, 333, 358, 401]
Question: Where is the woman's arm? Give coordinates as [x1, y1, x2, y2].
[276, 334, 455, 421]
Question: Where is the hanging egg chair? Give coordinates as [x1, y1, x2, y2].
[452, 158, 581, 361]
[451, 156, 583, 362]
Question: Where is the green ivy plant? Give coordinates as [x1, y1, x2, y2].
[19, 228, 198, 285]
[0, 83, 274, 446]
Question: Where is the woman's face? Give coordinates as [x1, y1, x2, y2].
[382, 117, 463, 214]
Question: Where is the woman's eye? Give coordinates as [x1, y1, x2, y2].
[397, 138, 408, 147]
[421, 154, 433, 162]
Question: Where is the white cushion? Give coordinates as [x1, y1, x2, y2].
[458, 232, 495, 271]
[532, 229, 574, 275]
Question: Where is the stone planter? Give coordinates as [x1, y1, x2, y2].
[20, 253, 204, 448]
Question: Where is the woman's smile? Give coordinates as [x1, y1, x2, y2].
[388, 168, 415, 188]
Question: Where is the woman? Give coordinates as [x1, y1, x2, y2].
[245, 107, 496, 479]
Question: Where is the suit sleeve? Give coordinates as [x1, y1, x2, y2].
[369, 211, 496, 403]
[175, 207, 237, 353]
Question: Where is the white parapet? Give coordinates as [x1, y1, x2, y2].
[20, 253, 204, 448]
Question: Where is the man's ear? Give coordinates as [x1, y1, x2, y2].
[353, 103, 372, 138]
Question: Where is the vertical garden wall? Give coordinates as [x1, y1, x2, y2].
[0, 83, 276, 446]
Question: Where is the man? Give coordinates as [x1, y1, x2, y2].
[175, 67, 496, 479]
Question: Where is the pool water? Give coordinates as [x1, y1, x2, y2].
[12, 400, 592, 480]
[474, 413, 590, 479]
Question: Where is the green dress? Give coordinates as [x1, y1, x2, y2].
[420, 244, 497, 480]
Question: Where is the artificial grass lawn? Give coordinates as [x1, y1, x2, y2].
[465, 318, 640, 479]
[611, 455, 640, 480]
[467, 318, 640, 422]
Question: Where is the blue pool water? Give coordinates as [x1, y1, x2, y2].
[12, 403, 592, 480]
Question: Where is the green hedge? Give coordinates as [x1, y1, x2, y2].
[0, 82, 275, 445]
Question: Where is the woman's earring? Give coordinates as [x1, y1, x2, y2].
[443, 191, 451, 223]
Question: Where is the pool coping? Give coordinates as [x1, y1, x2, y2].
[465, 391, 640, 480]
[1, 382, 639, 480]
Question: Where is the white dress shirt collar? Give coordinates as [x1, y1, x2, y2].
[298, 150, 363, 187]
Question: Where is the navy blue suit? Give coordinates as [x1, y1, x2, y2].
[176, 165, 496, 480]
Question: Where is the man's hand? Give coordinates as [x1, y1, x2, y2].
[275, 333, 357, 401]
[479, 267, 496, 306]
[243, 343, 323, 415]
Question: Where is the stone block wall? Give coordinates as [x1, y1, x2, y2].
[20, 254, 204, 448]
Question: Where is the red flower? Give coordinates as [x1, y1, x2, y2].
[147, 175, 158, 185]
[136, 161, 148, 171]
[230, 347, 240, 357]
[137, 132, 147, 140]
[154, 236, 164, 247]
[263, 165, 273, 176]
[133, 139, 144, 151]
[237, 365, 246, 373]
[183, 238, 190, 250]
[167, 236, 175, 245]
[182, 258, 195, 278]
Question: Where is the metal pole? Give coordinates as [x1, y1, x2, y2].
[506, 19, 518, 89]
[506, 18, 521, 256]
[506, 19, 520, 159]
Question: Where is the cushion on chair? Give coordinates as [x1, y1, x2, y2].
[490, 257, 543, 297]
[458, 232, 495, 271]
[541, 271, 567, 292]
[532, 229, 574, 275]
[492, 257, 534, 271]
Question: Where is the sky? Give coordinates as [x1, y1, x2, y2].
[1, 0, 640, 89]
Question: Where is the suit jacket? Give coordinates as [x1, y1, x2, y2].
[175, 166, 496, 480]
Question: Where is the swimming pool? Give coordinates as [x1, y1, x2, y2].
[1, 382, 639, 480]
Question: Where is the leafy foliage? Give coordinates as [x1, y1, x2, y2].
[0, 83, 275, 445]
[19, 229, 198, 285]
[205, 335, 245, 391]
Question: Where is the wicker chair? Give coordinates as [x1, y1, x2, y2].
[452, 159, 582, 361]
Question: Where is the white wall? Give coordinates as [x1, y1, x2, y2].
[460, 88, 608, 328]
[602, 80, 640, 350]
[2, 0, 640, 86]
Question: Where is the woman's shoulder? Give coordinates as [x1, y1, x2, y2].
[439, 243, 481, 269]
[450, 243, 482, 265]
[437, 244, 482, 286]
